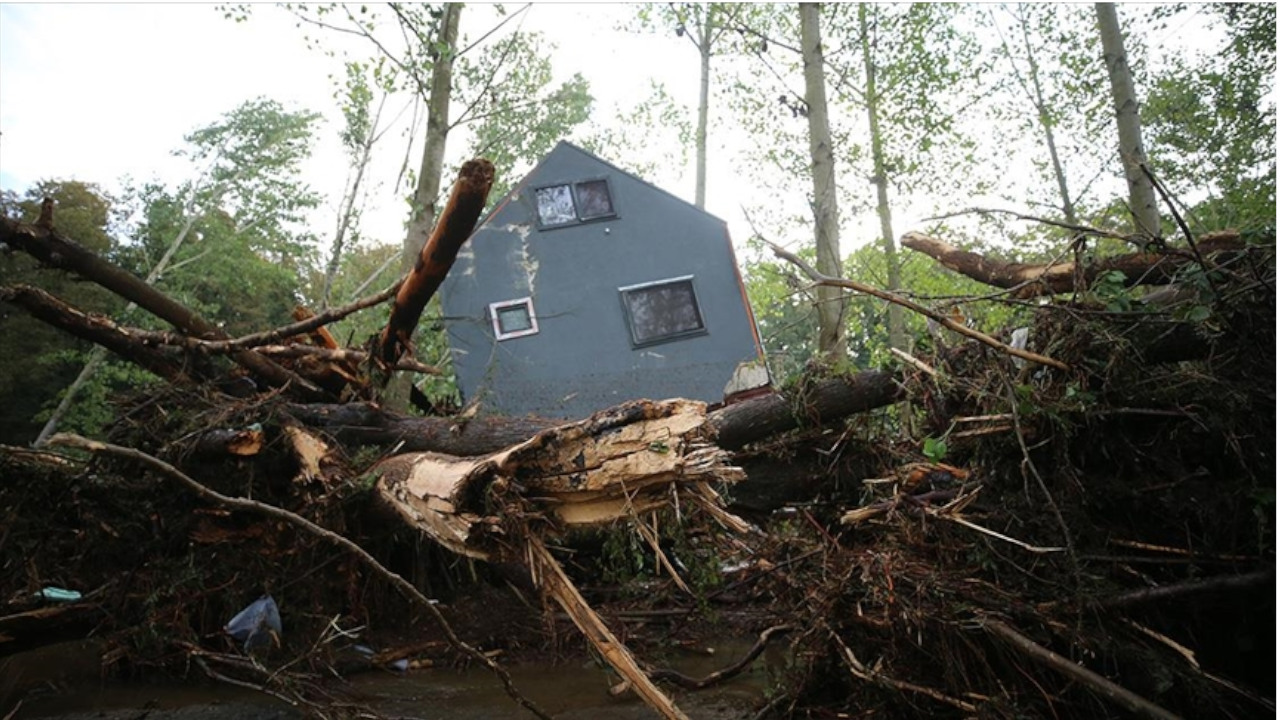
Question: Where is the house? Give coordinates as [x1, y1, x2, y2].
[439, 141, 768, 419]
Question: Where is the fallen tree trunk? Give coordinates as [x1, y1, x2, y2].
[287, 369, 905, 458]
[900, 230, 1246, 298]
[1, 216, 328, 401]
[0, 284, 196, 383]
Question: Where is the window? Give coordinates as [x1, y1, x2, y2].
[534, 178, 616, 228]
[490, 297, 539, 340]
[619, 276, 706, 347]
[534, 185, 576, 227]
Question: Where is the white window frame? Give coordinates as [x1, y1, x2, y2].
[489, 297, 539, 341]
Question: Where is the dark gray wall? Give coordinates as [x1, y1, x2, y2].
[441, 142, 763, 419]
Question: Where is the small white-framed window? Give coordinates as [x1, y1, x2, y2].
[490, 297, 539, 340]
[533, 178, 617, 228]
[619, 276, 706, 347]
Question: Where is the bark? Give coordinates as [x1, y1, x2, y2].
[376, 158, 495, 368]
[800, 3, 846, 361]
[901, 231, 1245, 298]
[372, 399, 744, 557]
[859, 3, 906, 351]
[289, 367, 904, 459]
[694, 7, 713, 209]
[0, 218, 327, 401]
[1096, 3, 1161, 237]
[1, 284, 193, 383]
[402, 3, 461, 274]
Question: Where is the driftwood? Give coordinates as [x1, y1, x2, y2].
[900, 230, 1245, 299]
[375, 158, 495, 368]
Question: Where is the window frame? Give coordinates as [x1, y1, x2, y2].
[618, 275, 707, 348]
[532, 176, 618, 229]
[489, 296, 539, 341]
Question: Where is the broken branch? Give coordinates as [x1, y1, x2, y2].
[767, 240, 1069, 371]
[376, 158, 495, 367]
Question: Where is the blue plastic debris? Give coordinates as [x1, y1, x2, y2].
[225, 595, 282, 653]
[37, 587, 82, 603]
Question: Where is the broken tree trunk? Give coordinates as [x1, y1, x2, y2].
[372, 398, 746, 558]
[371, 398, 744, 718]
[287, 368, 905, 457]
[900, 230, 1245, 298]
[375, 158, 495, 369]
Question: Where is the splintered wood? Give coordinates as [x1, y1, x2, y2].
[373, 398, 747, 560]
[373, 398, 747, 719]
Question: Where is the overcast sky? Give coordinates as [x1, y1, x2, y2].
[0, 4, 737, 248]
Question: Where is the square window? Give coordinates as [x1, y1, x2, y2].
[490, 297, 539, 340]
[535, 185, 576, 227]
[620, 277, 706, 347]
[575, 179, 615, 220]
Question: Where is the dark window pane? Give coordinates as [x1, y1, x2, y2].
[575, 179, 614, 220]
[497, 305, 533, 334]
[535, 185, 576, 226]
[622, 279, 705, 346]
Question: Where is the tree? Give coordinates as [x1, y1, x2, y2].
[799, 3, 846, 362]
[0, 181, 127, 444]
[26, 99, 322, 443]
[1142, 3, 1276, 230]
[632, 4, 743, 209]
[1095, 3, 1160, 237]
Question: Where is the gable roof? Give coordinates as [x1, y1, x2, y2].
[477, 140, 728, 229]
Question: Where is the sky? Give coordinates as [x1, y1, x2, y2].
[0, 3, 735, 251]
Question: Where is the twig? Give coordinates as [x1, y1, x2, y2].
[832, 630, 977, 712]
[889, 347, 937, 377]
[766, 239, 1069, 371]
[1002, 379, 1078, 570]
[159, 281, 402, 353]
[46, 434, 554, 720]
[647, 624, 793, 690]
[1139, 162, 1216, 294]
[935, 513, 1066, 554]
[982, 617, 1182, 720]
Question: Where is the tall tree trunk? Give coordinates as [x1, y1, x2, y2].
[694, 8, 712, 209]
[324, 91, 388, 308]
[389, 3, 461, 410]
[1013, 6, 1077, 225]
[799, 2, 846, 362]
[402, 3, 462, 274]
[1095, 3, 1160, 237]
[859, 4, 906, 352]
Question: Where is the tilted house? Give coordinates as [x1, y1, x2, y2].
[440, 141, 767, 419]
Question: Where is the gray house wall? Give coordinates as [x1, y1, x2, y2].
[440, 142, 764, 419]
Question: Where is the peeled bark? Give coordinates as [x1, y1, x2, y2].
[375, 158, 495, 368]
[901, 231, 1245, 298]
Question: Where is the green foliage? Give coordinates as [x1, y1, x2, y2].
[1143, 4, 1276, 231]
[922, 435, 948, 462]
[0, 181, 125, 444]
[456, 30, 593, 202]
